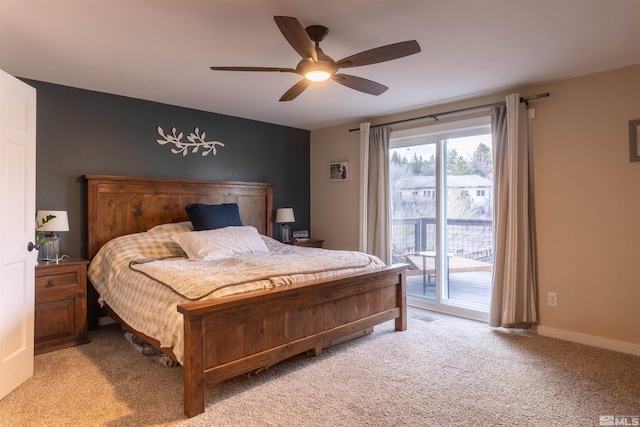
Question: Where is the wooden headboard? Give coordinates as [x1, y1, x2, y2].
[85, 175, 273, 259]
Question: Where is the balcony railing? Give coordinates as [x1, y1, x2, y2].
[392, 217, 493, 262]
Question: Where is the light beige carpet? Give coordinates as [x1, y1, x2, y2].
[1, 308, 639, 427]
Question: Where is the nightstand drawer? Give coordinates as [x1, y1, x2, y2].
[35, 271, 82, 297]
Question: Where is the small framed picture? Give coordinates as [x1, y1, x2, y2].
[329, 162, 349, 181]
[630, 119, 640, 162]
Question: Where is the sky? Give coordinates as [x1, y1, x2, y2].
[391, 134, 492, 162]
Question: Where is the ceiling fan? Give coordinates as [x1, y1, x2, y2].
[210, 16, 421, 101]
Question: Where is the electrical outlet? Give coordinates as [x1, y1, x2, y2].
[547, 292, 558, 307]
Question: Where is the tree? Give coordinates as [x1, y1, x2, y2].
[446, 145, 459, 172]
[423, 154, 436, 175]
[470, 143, 492, 178]
[389, 152, 414, 217]
[390, 151, 403, 166]
[409, 153, 423, 174]
[447, 145, 475, 175]
[450, 156, 472, 175]
[448, 190, 474, 219]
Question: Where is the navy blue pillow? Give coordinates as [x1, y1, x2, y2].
[185, 203, 243, 231]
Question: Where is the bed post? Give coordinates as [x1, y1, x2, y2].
[183, 315, 205, 417]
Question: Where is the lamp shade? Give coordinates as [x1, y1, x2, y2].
[275, 208, 295, 223]
[36, 210, 69, 232]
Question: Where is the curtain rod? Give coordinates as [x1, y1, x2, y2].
[348, 92, 550, 132]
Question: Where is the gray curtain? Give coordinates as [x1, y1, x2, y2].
[365, 126, 391, 264]
[490, 93, 538, 328]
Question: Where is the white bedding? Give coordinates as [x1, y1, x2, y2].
[87, 225, 385, 364]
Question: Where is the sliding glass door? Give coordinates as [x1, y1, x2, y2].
[390, 117, 493, 320]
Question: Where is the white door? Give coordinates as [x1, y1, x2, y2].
[0, 70, 37, 400]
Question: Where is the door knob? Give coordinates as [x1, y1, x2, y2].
[27, 241, 40, 252]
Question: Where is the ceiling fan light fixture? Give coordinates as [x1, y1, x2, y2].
[210, 16, 421, 101]
[305, 69, 331, 82]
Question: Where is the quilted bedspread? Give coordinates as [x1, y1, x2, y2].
[129, 245, 377, 300]
[88, 226, 384, 364]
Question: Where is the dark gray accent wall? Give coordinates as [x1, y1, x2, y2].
[24, 79, 310, 259]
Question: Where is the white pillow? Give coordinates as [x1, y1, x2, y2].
[172, 226, 270, 261]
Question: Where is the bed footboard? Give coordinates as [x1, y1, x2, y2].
[178, 264, 407, 417]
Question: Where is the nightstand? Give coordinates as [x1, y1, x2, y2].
[292, 238, 324, 248]
[34, 258, 90, 354]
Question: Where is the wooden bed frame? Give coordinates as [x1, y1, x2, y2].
[85, 174, 407, 418]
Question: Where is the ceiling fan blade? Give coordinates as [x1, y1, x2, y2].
[279, 79, 311, 102]
[337, 40, 421, 69]
[332, 74, 388, 96]
[210, 66, 296, 73]
[274, 16, 318, 62]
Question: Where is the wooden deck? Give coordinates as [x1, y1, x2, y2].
[406, 271, 492, 310]
[405, 254, 493, 280]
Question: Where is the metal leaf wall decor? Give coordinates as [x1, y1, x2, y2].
[156, 126, 225, 157]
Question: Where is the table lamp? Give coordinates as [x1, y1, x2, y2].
[275, 208, 295, 242]
[36, 210, 69, 261]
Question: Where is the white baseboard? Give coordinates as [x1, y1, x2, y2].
[537, 325, 640, 357]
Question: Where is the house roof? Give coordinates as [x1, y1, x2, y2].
[396, 175, 492, 190]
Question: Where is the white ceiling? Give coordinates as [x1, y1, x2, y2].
[2, 0, 639, 130]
